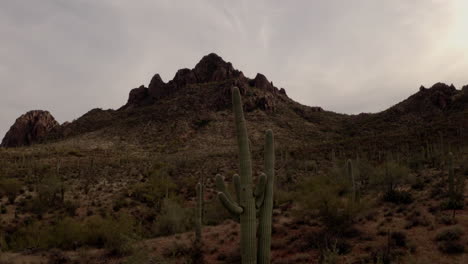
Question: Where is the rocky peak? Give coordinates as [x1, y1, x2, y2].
[123, 53, 287, 111]
[1, 110, 59, 147]
[193, 53, 240, 82]
[123, 85, 153, 109]
[420, 82, 458, 109]
[148, 74, 166, 99]
[253, 73, 275, 92]
[390, 82, 461, 115]
[172, 68, 198, 88]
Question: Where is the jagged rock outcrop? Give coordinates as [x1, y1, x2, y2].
[172, 68, 198, 88]
[123, 53, 284, 111]
[253, 73, 275, 92]
[130, 85, 153, 105]
[391, 82, 459, 115]
[193, 53, 242, 82]
[148, 74, 167, 99]
[1, 110, 59, 147]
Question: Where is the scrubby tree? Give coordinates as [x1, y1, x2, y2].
[0, 178, 22, 204]
[372, 161, 412, 204]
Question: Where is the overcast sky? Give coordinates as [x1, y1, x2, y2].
[1, 0, 468, 138]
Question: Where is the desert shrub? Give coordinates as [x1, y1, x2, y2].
[130, 168, 176, 211]
[6, 213, 138, 255]
[162, 241, 192, 258]
[0, 178, 22, 204]
[63, 200, 79, 216]
[112, 197, 130, 212]
[123, 249, 155, 264]
[435, 226, 465, 254]
[371, 162, 413, 202]
[217, 248, 241, 264]
[383, 190, 413, 204]
[438, 241, 465, 254]
[295, 175, 367, 235]
[153, 198, 193, 236]
[24, 176, 63, 216]
[37, 175, 62, 205]
[435, 226, 463, 241]
[405, 210, 430, 229]
[7, 220, 52, 250]
[356, 159, 377, 188]
[319, 242, 340, 264]
[204, 199, 233, 225]
[49, 217, 86, 250]
[440, 199, 464, 210]
[390, 231, 407, 247]
[84, 213, 138, 256]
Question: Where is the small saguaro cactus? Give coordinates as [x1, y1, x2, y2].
[216, 87, 275, 264]
[195, 182, 203, 244]
[347, 159, 356, 202]
[448, 152, 455, 203]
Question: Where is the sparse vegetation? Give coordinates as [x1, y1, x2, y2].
[0, 56, 466, 263]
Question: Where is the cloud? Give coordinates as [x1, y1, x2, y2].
[1, 0, 467, 138]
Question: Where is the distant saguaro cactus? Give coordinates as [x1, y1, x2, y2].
[195, 182, 203, 244]
[347, 159, 356, 202]
[216, 87, 275, 264]
[448, 152, 455, 203]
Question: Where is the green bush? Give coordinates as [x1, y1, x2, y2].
[6, 213, 139, 256]
[49, 217, 86, 250]
[435, 226, 465, 254]
[371, 162, 412, 201]
[204, 199, 234, 225]
[85, 213, 138, 256]
[295, 175, 367, 235]
[0, 178, 22, 204]
[130, 167, 176, 211]
[153, 198, 193, 236]
[8, 221, 51, 250]
[435, 226, 464, 241]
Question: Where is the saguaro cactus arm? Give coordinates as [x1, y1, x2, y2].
[216, 174, 235, 202]
[218, 192, 244, 215]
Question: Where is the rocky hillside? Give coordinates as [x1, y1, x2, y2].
[0, 54, 467, 264]
[1, 53, 467, 159]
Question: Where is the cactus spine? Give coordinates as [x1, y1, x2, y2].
[216, 87, 275, 264]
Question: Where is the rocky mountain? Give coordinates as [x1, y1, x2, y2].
[1, 110, 59, 147]
[1, 53, 467, 157]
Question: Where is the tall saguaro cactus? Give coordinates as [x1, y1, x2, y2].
[257, 130, 275, 264]
[216, 87, 275, 264]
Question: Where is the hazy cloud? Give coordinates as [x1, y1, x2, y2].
[1, 0, 467, 137]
